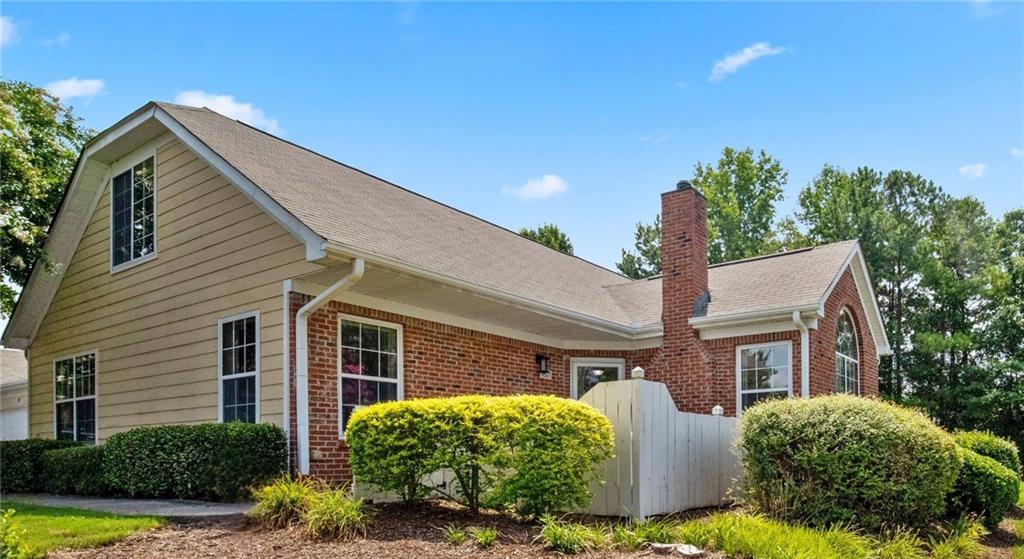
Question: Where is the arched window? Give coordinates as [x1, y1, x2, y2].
[835, 309, 860, 394]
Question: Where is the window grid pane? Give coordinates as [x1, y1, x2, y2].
[112, 157, 155, 267]
[220, 315, 258, 423]
[339, 319, 400, 433]
[739, 345, 791, 412]
[54, 354, 97, 442]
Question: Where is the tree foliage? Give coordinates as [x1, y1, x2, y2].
[0, 80, 92, 317]
[518, 223, 574, 255]
[616, 215, 661, 279]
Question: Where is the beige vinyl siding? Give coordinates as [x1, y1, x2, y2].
[28, 138, 321, 440]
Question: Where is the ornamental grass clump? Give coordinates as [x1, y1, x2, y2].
[302, 489, 369, 540]
[346, 394, 614, 515]
[737, 395, 961, 531]
[249, 477, 320, 530]
[537, 516, 607, 554]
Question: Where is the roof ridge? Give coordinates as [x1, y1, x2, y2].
[185, 105, 631, 281]
[708, 239, 858, 269]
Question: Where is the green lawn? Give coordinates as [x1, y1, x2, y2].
[1, 500, 164, 558]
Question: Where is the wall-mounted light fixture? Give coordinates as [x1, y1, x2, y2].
[535, 354, 551, 379]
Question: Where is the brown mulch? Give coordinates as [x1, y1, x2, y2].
[49, 501, 659, 559]
[981, 505, 1022, 559]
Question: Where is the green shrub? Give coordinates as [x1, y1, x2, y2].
[103, 422, 286, 501]
[537, 516, 607, 554]
[737, 395, 961, 530]
[249, 477, 319, 529]
[469, 526, 498, 548]
[302, 490, 368, 540]
[0, 439, 81, 493]
[947, 447, 1019, 528]
[955, 430, 1022, 475]
[347, 395, 613, 515]
[40, 446, 108, 496]
[0, 509, 31, 559]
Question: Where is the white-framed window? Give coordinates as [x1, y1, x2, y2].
[54, 351, 98, 443]
[736, 341, 792, 414]
[570, 357, 625, 399]
[219, 311, 260, 423]
[835, 309, 860, 395]
[110, 154, 156, 271]
[337, 314, 403, 437]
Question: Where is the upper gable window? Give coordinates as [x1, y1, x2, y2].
[835, 309, 860, 394]
[111, 156, 156, 269]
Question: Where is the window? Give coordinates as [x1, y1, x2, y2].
[111, 156, 155, 269]
[54, 352, 97, 442]
[219, 312, 259, 423]
[737, 342, 792, 413]
[835, 309, 860, 394]
[338, 315, 402, 435]
[570, 358, 625, 399]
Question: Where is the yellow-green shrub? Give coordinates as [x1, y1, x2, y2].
[737, 395, 961, 531]
[947, 447, 1019, 528]
[346, 395, 613, 515]
[954, 430, 1021, 475]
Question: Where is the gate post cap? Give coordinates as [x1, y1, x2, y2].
[712, 405, 724, 416]
[631, 366, 645, 379]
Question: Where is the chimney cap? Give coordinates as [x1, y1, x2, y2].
[676, 180, 694, 190]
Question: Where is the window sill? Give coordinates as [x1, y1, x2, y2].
[110, 251, 158, 275]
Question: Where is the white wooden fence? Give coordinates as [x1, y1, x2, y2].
[580, 378, 741, 518]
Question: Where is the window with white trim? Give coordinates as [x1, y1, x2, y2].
[737, 342, 791, 413]
[835, 309, 860, 394]
[219, 313, 259, 423]
[338, 316, 402, 435]
[111, 156, 155, 268]
[54, 352, 97, 442]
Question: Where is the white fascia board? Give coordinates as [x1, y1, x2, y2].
[290, 277, 663, 351]
[321, 242, 659, 341]
[152, 108, 327, 261]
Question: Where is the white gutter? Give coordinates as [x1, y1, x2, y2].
[295, 258, 365, 474]
[792, 311, 810, 398]
[689, 304, 821, 328]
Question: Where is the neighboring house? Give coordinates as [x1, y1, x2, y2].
[1, 102, 890, 481]
[0, 348, 29, 440]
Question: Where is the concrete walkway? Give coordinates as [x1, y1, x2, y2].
[7, 494, 252, 522]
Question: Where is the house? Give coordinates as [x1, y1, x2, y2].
[1, 102, 890, 481]
[0, 348, 28, 440]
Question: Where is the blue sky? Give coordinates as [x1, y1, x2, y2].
[2, 1, 1022, 275]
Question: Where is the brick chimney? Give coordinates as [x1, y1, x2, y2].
[658, 180, 714, 412]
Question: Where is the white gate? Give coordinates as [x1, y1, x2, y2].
[580, 378, 741, 518]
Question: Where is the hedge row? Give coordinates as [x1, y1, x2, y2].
[0, 439, 81, 493]
[738, 395, 1023, 531]
[2, 423, 286, 502]
[346, 394, 614, 516]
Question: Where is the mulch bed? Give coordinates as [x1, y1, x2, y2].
[50, 501, 654, 558]
[979, 506, 1022, 559]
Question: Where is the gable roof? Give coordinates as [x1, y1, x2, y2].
[1, 101, 889, 356]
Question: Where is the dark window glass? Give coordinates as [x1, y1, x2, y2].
[112, 157, 155, 267]
[220, 315, 258, 423]
[112, 171, 132, 266]
[54, 353, 97, 443]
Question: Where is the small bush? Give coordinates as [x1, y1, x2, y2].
[737, 395, 962, 530]
[249, 477, 319, 529]
[0, 509, 31, 559]
[302, 490, 368, 540]
[41, 445, 108, 496]
[537, 516, 607, 554]
[955, 430, 1022, 475]
[610, 519, 679, 550]
[347, 395, 613, 515]
[0, 439, 81, 493]
[442, 524, 467, 545]
[947, 447, 1019, 528]
[469, 526, 498, 548]
[103, 422, 287, 501]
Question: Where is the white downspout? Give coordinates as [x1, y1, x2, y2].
[296, 258, 365, 475]
[792, 310, 810, 398]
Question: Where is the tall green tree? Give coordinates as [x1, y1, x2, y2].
[518, 223, 574, 255]
[692, 147, 787, 263]
[616, 215, 661, 279]
[0, 80, 92, 317]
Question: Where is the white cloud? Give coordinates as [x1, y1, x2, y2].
[1011, 146, 1023, 159]
[709, 42, 787, 83]
[505, 174, 568, 200]
[173, 90, 280, 133]
[45, 77, 106, 100]
[638, 134, 671, 143]
[41, 31, 71, 47]
[958, 163, 986, 178]
[1, 16, 18, 47]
